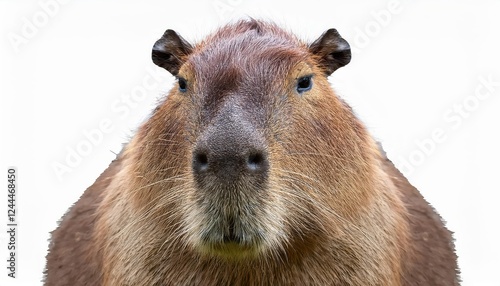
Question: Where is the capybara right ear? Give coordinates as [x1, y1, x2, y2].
[152, 29, 193, 76]
[309, 29, 351, 76]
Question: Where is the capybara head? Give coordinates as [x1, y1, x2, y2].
[123, 19, 390, 262]
[45, 19, 459, 286]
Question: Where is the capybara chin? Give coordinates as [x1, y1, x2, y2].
[44, 19, 459, 285]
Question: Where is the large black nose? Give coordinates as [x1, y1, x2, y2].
[192, 120, 269, 185]
[192, 148, 267, 176]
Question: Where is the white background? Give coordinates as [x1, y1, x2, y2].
[1, 0, 499, 285]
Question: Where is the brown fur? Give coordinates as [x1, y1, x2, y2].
[45, 20, 459, 285]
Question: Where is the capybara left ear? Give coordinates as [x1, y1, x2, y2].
[152, 29, 193, 76]
[309, 29, 351, 76]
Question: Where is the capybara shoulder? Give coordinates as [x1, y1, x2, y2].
[44, 158, 121, 285]
[45, 19, 459, 285]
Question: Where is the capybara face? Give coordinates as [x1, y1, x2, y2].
[45, 19, 459, 286]
[142, 20, 374, 259]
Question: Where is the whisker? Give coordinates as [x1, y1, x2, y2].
[275, 169, 370, 238]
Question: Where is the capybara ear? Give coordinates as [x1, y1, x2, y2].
[152, 29, 193, 76]
[309, 29, 351, 76]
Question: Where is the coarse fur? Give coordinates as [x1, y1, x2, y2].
[45, 19, 459, 285]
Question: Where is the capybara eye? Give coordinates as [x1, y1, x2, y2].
[297, 76, 313, 93]
[178, 77, 187, 92]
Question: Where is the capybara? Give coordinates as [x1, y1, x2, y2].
[44, 19, 459, 285]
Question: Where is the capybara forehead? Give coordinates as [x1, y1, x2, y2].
[187, 22, 310, 95]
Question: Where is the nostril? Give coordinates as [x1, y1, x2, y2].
[247, 152, 265, 171]
[193, 152, 209, 172]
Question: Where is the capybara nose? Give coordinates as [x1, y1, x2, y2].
[192, 148, 267, 177]
[192, 124, 269, 184]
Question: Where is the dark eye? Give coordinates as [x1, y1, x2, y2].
[297, 75, 313, 93]
[178, 77, 187, 92]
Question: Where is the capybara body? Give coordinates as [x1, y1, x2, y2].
[45, 20, 459, 285]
